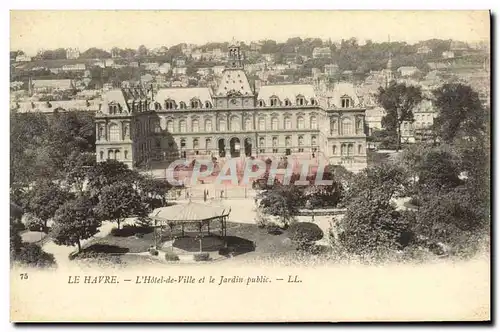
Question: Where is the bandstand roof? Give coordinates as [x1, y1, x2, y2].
[149, 201, 230, 223]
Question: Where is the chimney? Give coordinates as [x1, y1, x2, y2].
[254, 79, 262, 93]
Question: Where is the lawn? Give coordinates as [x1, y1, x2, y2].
[81, 222, 297, 259]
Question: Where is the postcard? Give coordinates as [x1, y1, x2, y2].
[9, 10, 491, 322]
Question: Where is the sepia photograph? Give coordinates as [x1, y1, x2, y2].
[8, 9, 491, 322]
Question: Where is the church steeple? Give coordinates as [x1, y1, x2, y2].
[227, 39, 243, 69]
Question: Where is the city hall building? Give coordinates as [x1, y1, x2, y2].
[95, 43, 368, 172]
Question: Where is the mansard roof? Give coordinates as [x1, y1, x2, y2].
[215, 69, 254, 97]
[257, 84, 317, 104]
[156, 87, 213, 106]
[325, 82, 362, 108]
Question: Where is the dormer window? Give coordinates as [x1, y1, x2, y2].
[191, 100, 200, 109]
[165, 100, 175, 109]
[270, 97, 280, 107]
[108, 104, 118, 114]
[179, 102, 187, 109]
[154, 102, 161, 111]
[296, 96, 305, 106]
[341, 96, 352, 108]
[258, 100, 265, 107]
[284, 99, 291, 106]
[205, 101, 212, 108]
[310, 98, 317, 106]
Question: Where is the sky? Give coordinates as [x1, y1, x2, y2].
[10, 10, 490, 55]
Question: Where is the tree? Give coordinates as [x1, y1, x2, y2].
[80, 47, 111, 59]
[137, 176, 171, 211]
[63, 152, 96, 194]
[258, 184, 301, 228]
[377, 82, 423, 151]
[52, 195, 101, 253]
[338, 164, 413, 255]
[26, 180, 74, 230]
[86, 160, 138, 199]
[15, 243, 56, 268]
[415, 148, 462, 193]
[95, 182, 146, 230]
[432, 83, 487, 143]
[137, 45, 149, 58]
[339, 193, 411, 255]
[10, 218, 23, 260]
[413, 186, 488, 255]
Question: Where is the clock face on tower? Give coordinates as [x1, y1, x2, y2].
[231, 99, 237, 105]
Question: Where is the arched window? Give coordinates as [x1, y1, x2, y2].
[193, 138, 199, 149]
[180, 139, 186, 149]
[331, 118, 338, 134]
[152, 119, 161, 133]
[230, 116, 240, 131]
[341, 96, 352, 108]
[271, 117, 278, 130]
[108, 150, 113, 160]
[179, 102, 186, 109]
[310, 98, 317, 106]
[284, 117, 292, 130]
[258, 117, 265, 131]
[124, 150, 128, 160]
[205, 101, 212, 108]
[342, 118, 353, 135]
[297, 116, 305, 129]
[332, 145, 337, 155]
[270, 97, 280, 107]
[109, 104, 118, 114]
[311, 135, 317, 146]
[167, 119, 174, 132]
[99, 151, 104, 160]
[341, 144, 347, 156]
[272, 137, 278, 147]
[115, 150, 121, 160]
[205, 119, 212, 132]
[245, 118, 252, 131]
[165, 100, 175, 109]
[192, 119, 199, 132]
[285, 136, 291, 146]
[298, 135, 304, 146]
[356, 117, 363, 133]
[284, 99, 291, 106]
[205, 138, 212, 149]
[296, 96, 305, 106]
[191, 100, 200, 108]
[154, 102, 161, 111]
[179, 119, 187, 133]
[109, 124, 120, 141]
[258, 100, 265, 107]
[219, 118, 226, 131]
[358, 144, 363, 155]
[310, 116, 317, 129]
[259, 137, 265, 147]
[347, 144, 354, 155]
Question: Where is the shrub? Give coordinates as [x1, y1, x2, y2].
[16, 243, 56, 268]
[266, 223, 282, 235]
[164, 251, 180, 261]
[288, 222, 324, 249]
[26, 218, 44, 232]
[409, 196, 422, 207]
[149, 248, 159, 256]
[255, 209, 270, 229]
[193, 252, 210, 261]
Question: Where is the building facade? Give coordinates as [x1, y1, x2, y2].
[95, 43, 368, 172]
